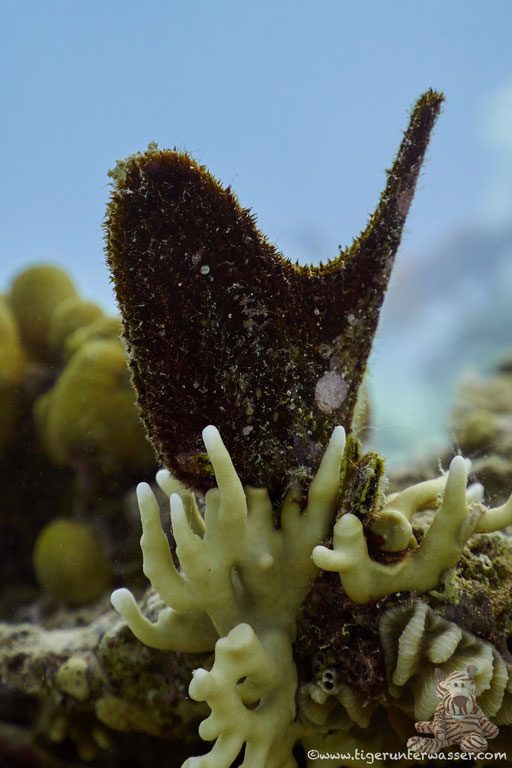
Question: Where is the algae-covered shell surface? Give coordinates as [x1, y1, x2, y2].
[105, 91, 442, 497]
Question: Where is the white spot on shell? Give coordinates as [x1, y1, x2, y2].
[314, 371, 347, 413]
[258, 553, 274, 570]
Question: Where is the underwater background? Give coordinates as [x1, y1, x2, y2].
[1, 0, 512, 465]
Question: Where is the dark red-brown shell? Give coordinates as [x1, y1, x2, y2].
[105, 91, 443, 499]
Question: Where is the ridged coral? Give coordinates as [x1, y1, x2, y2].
[379, 601, 512, 726]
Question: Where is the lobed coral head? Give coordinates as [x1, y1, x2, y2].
[33, 518, 111, 605]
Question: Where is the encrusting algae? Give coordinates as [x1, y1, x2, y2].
[1, 91, 512, 767]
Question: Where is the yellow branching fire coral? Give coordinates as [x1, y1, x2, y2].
[112, 426, 512, 766]
[112, 424, 346, 767]
[313, 456, 512, 603]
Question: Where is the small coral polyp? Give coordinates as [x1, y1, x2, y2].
[112, 425, 512, 767]
[112, 424, 346, 767]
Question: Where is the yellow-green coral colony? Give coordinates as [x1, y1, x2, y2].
[8, 264, 78, 362]
[33, 519, 111, 605]
[0, 297, 25, 458]
[6, 264, 119, 368]
[47, 296, 104, 361]
[64, 314, 122, 360]
[312, 454, 512, 603]
[105, 91, 444, 497]
[0, 263, 155, 480]
[0, 263, 159, 630]
[35, 338, 155, 476]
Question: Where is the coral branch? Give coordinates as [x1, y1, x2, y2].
[280, 425, 346, 592]
[156, 468, 206, 536]
[185, 624, 296, 768]
[369, 460, 484, 552]
[475, 494, 512, 533]
[137, 482, 192, 610]
[110, 589, 217, 652]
